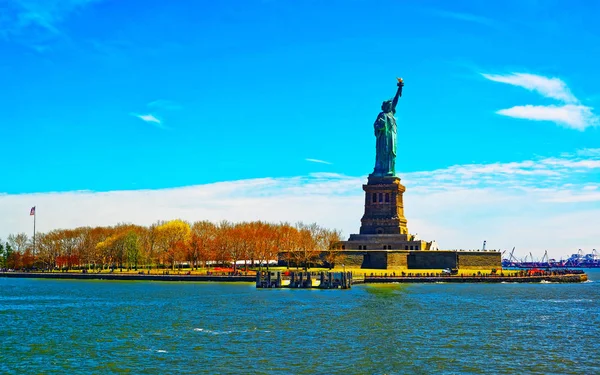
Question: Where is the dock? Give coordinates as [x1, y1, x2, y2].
[256, 271, 353, 289]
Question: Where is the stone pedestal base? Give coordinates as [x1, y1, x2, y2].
[360, 176, 408, 235]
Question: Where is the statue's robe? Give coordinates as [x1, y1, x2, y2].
[372, 110, 397, 176]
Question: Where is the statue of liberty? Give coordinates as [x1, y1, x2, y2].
[371, 78, 404, 177]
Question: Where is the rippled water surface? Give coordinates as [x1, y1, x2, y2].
[1, 270, 599, 374]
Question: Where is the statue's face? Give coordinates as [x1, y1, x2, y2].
[381, 100, 392, 112]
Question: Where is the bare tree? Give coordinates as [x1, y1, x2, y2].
[7, 233, 28, 253]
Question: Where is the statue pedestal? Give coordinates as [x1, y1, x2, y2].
[337, 175, 424, 269]
[359, 176, 408, 235]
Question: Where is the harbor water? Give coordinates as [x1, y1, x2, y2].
[1, 269, 599, 374]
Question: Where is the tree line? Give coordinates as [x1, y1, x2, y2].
[0, 220, 343, 271]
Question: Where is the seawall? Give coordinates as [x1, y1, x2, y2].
[0, 272, 255, 283]
[364, 273, 588, 283]
[1, 272, 587, 284]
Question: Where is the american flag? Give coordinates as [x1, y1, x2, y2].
[30, 206, 36, 216]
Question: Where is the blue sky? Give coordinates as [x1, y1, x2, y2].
[1, 0, 600, 257]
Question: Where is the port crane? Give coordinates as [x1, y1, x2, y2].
[502, 248, 600, 268]
[541, 250, 548, 263]
[501, 247, 518, 267]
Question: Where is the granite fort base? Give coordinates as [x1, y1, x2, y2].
[336, 250, 501, 270]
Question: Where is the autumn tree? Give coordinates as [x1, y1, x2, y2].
[36, 231, 64, 270]
[291, 223, 324, 270]
[322, 229, 343, 269]
[228, 223, 252, 272]
[75, 227, 97, 270]
[52, 229, 84, 269]
[95, 234, 116, 270]
[253, 222, 279, 270]
[5, 244, 21, 269]
[2, 219, 343, 271]
[140, 223, 159, 270]
[156, 220, 191, 270]
[189, 221, 217, 269]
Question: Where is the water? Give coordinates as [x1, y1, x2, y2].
[1, 270, 599, 375]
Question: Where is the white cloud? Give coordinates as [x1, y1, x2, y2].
[2, 151, 600, 260]
[482, 73, 578, 103]
[497, 104, 598, 131]
[136, 114, 160, 124]
[540, 157, 600, 169]
[131, 113, 165, 128]
[543, 190, 600, 203]
[482, 72, 599, 130]
[305, 158, 333, 165]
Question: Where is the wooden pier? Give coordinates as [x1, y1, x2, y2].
[256, 271, 352, 289]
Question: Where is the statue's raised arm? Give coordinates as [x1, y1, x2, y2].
[391, 78, 404, 113]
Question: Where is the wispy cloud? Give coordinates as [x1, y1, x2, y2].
[305, 158, 333, 165]
[129, 100, 180, 129]
[432, 10, 499, 29]
[482, 72, 599, 130]
[497, 104, 597, 131]
[131, 113, 165, 129]
[407, 149, 600, 193]
[147, 99, 182, 111]
[577, 148, 600, 157]
[0, 0, 102, 48]
[482, 73, 577, 103]
[2, 150, 600, 259]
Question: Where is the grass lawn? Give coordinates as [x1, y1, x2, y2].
[330, 266, 519, 277]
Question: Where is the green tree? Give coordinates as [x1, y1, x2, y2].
[124, 231, 141, 270]
[4, 243, 15, 269]
[0, 240, 5, 268]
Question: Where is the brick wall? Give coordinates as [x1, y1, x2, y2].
[340, 253, 364, 267]
[362, 251, 388, 269]
[457, 252, 501, 270]
[407, 251, 457, 269]
[387, 252, 408, 268]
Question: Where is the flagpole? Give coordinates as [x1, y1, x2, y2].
[33, 207, 36, 258]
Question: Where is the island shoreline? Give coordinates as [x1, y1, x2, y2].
[0, 271, 588, 284]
